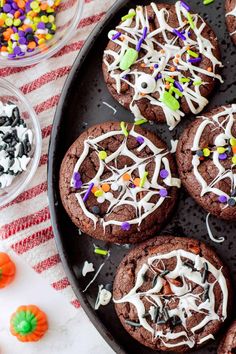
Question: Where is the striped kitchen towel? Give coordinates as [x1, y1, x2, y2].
[0, 0, 116, 308]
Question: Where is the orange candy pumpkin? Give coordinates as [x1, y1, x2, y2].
[0, 252, 16, 288]
[10, 305, 48, 342]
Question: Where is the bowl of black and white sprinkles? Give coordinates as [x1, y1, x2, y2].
[0, 78, 42, 207]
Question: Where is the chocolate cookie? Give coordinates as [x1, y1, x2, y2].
[218, 320, 236, 354]
[113, 235, 232, 352]
[59, 122, 180, 244]
[102, 1, 222, 130]
[176, 104, 236, 220]
[225, 0, 236, 44]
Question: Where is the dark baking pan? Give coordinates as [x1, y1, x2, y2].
[48, 0, 236, 353]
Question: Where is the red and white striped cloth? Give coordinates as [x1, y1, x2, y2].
[0, 0, 116, 308]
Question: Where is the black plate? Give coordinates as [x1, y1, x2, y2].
[48, 0, 236, 353]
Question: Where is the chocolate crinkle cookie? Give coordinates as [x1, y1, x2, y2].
[103, 1, 222, 130]
[225, 0, 236, 44]
[59, 122, 180, 244]
[113, 235, 232, 352]
[176, 104, 236, 221]
[218, 320, 236, 354]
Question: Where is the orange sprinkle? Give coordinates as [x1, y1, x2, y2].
[189, 244, 200, 255]
[120, 36, 124, 41]
[160, 49, 165, 54]
[14, 10, 21, 18]
[232, 146, 236, 154]
[91, 186, 99, 194]
[140, 93, 146, 96]
[176, 54, 180, 58]
[0, 46, 7, 52]
[199, 156, 205, 161]
[0, 19, 4, 26]
[40, 3, 48, 10]
[173, 58, 179, 64]
[28, 41, 36, 49]
[133, 178, 141, 187]
[150, 66, 154, 71]
[17, 0, 25, 8]
[207, 67, 212, 72]
[141, 63, 146, 67]
[123, 173, 131, 181]
[165, 84, 170, 89]
[186, 46, 190, 51]
[101, 184, 110, 192]
[170, 67, 175, 72]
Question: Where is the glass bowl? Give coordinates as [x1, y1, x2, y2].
[0, 78, 42, 207]
[0, 0, 84, 67]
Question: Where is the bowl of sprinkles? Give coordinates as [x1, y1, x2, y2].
[0, 78, 42, 207]
[0, 0, 84, 66]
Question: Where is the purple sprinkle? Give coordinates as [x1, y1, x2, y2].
[25, 28, 33, 33]
[122, 74, 128, 80]
[19, 37, 27, 45]
[148, 16, 152, 21]
[180, 1, 190, 11]
[154, 63, 159, 68]
[173, 29, 186, 41]
[3, 3, 11, 12]
[188, 31, 191, 37]
[18, 30, 25, 37]
[19, 15, 26, 21]
[37, 22, 46, 29]
[136, 37, 144, 52]
[121, 222, 131, 231]
[10, 9, 15, 15]
[136, 136, 145, 144]
[188, 57, 202, 64]
[112, 32, 121, 41]
[218, 195, 227, 203]
[8, 54, 16, 59]
[155, 73, 162, 81]
[83, 182, 94, 202]
[74, 180, 82, 189]
[159, 189, 168, 197]
[174, 81, 184, 92]
[73, 172, 81, 181]
[13, 46, 21, 55]
[18, 52, 25, 57]
[12, 2, 18, 9]
[142, 26, 148, 39]
[160, 169, 169, 179]
[219, 153, 227, 160]
[130, 184, 136, 188]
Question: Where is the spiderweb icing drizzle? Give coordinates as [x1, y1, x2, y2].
[70, 126, 180, 229]
[114, 249, 228, 348]
[103, 1, 223, 129]
[191, 105, 236, 202]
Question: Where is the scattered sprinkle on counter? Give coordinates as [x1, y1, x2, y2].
[0, 0, 60, 59]
[0, 101, 33, 188]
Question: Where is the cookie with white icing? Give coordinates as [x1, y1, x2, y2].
[218, 320, 236, 354]
[176, 104, 236, 220]
[59, 122, 180, 244]
[103, 1, 222, 130]
[113, 235, 232, 352]
[225, 0, 236, 44]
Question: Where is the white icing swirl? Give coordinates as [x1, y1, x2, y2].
[103, 1, 223, 129]
[114, 248, 228, 349]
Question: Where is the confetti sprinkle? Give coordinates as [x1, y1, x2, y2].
[121, 222, 131, 231]
[160, 169, 169, 179]
[159, 188, 168, 197]
[136, 136, 145, 144]
[218, 195, 227, 203]
[98, 151, 107, 160]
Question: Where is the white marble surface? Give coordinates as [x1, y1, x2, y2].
[0, 247, 114, 354]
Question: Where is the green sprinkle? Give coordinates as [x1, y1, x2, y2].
[170, 87, 183, 97]
[160, 91, 180, 111]
[193, 80, 202, 86]
[140, 171, 148, 188]
[165, 76, 174, 83]
[121, 11, 136, 22]
[98, 151, 107, 160]
[119, 48, 138, 71]
[94, 248, 109, 256]
[120, 121, 129, 137]
[187, 12, 195, 29]
[134, 118, 148, 125]
[180, 77, 190, 83]
[203, 0, 214, 4]
[187, 49, 198, 58]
